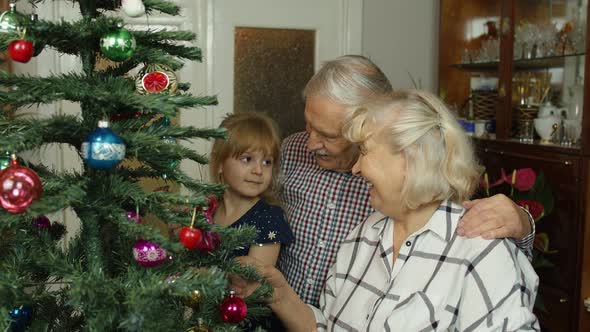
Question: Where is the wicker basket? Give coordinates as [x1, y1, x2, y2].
[472, 89, 498, 120]
[514, 106, 539, 120]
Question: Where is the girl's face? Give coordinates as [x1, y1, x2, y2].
[219, 149, 274, 200]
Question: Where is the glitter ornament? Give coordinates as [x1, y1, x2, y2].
[132, 239, 167, 267]
[81, 120, 126, 169]
[0, 155, 42, 214]
[219, 291, 247, 323]
[100, 25, 136, 62]
[0, 2, 24, 34]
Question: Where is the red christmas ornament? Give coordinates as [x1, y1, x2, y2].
[219, 291, 247, 323]
[196, 196, 219, 223]
[135, 63, 177, 94]
[8, 40, 33, 63]
[204, 196, 218, 215]
[142, 71, 169, 93]
[197, 231, 220, 253]
[0, 156, 42, 214]
[109, 111, 145, 122]
[180, 226, 202, 249]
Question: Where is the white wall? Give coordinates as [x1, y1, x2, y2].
[362, 0, 439, 93]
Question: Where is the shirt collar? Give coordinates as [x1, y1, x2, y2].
[421, 200, 466, 242]
[371, 200, 466, 243]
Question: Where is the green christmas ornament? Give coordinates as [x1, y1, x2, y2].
[100, 25, 136, 62]
[0, 151, 11, 171]
[0, 2, 24, 34]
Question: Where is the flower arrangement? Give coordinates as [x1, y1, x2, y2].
[481, 167, 556, 311]
[481, 167, 555, 258]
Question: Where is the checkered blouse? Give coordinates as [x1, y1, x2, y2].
[309, 201, 539, 331]
[278, 132, 535, 307]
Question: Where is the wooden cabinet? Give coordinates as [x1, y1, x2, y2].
[440, 0, 590, 330]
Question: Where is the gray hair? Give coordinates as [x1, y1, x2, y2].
[303, 55, 393, 111]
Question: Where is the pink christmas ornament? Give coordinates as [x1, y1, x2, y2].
[132, 239, 167, 267]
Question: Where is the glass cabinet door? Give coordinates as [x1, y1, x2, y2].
[511, 0, 586, 148]
[439, 0, 503, 138]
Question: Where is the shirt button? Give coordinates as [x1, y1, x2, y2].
[318, 240, 326, 248]
[405, 241, 412, 247]
[326, 201, 336, 210]
[306, 278, 315, 285]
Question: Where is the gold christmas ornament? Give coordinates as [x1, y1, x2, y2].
[182, 289, 202, 309]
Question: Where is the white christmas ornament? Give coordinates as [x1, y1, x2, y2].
[122, 0, 145, 17]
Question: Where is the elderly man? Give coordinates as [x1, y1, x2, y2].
[277, 55, 534, 308]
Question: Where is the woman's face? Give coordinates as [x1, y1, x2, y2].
[352, 133, 406, 217]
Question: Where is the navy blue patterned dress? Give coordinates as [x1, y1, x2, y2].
[228, 199, 294, 257]
[228, 200, 293, 331]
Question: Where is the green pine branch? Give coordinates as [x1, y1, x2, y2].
[0, 16, 201, 63]
[0, 72, 218, 117]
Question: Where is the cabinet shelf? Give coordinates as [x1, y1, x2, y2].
[452, 52, 586, 72]
[473, 137, 581, 156]
[440, 2, 590, 328]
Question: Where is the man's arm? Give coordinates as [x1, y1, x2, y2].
[458, 194, 533, 239]
[457, 194, 535, 258]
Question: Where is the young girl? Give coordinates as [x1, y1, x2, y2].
[210, 111, 293, 272]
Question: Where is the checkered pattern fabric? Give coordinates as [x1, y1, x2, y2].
[309, 201, 540, 331]
[278, 132, 535, 308]
[278, 132, 373, 306]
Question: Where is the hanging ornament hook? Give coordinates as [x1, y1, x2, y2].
[190, 207, 197, 228]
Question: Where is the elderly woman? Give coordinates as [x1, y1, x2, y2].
[238, 90, 539, 331]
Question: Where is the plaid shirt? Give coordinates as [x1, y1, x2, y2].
[278, 132, 535, 307]
[309, 201, 540, 331]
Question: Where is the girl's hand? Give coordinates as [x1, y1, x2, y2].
[235, 256, 289, 305]
[227, 273, 261, 298]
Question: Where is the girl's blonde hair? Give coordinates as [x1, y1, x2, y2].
[343, 89, 483, 210]
[210, 112, 281, 203]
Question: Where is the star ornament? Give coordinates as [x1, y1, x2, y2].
[267, 231, 277, 240]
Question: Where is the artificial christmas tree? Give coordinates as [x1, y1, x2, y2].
[0, 0, 271, 331]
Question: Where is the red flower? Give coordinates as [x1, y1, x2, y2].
[514, 168, 536, 191]
[515, 200, 544, 220]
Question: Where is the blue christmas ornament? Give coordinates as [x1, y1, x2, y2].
[81, 120, 126, 169]
[9, 305, 33, 332]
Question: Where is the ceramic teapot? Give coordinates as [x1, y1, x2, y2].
[538, 101, 567, 118]
[534, 114, 561, 143]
